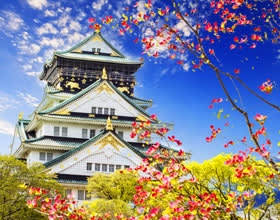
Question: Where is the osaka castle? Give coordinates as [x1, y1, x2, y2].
[13, 31, 175, 201]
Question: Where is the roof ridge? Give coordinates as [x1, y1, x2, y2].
[56, 32, 125, 58]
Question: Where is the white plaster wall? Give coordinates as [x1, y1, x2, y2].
[42, 122, 104, 139]
[41, 122, 139, 142]
[60, 83, 142, 118]
[27, 150, 64, 164]
[60, 150, 135, 176]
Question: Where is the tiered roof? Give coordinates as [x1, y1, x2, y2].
[40, 32, 143, 81]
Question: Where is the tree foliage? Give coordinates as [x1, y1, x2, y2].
[0, 155, 61, 220]
[85, 170, 138, 219]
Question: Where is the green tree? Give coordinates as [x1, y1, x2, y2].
[0, 155, 61, 220]
[86, 170, 138, 219]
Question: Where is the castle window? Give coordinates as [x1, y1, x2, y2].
[104, 108, 109, 115]
[87, 163, 92, 171]
[47, 153, 53, 161]
[102, 164, 107, 172]
[110, 108, 115, 115]
[109, 164, 114, 172]
[118, 131, 124, 138]
[92, 48, 96, 53]
[98, 107, 102, 114]
[90, 129, 95, 138]
[62, 127, 68, 137]
[97, 48, 101, 53]
[95, 163, 100, 171]
[124, 165, 130, 169]
[39, 152, 46, 161]
[78, 190, 85, 200]
[116, 165, 122, 170]
[91, 107, 96, 114]
[82, 129, 88, 138]
[54, 127, 59, 136]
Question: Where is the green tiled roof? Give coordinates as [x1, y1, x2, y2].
[16, 119, 30, 141]
[44, 130, 146, 168]
[24, 136, 82, 147]
[55, 53, 142, 64]
[129, 96, 152, 103]
[56, 32, 125, 58]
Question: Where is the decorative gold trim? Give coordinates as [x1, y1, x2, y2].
[94, 133, 124, 151]
[65, 81, 80, 90]
[106, 116, 113, 130]
[88, 114, 95, 117]
[112, 116, 118, 119]
[102, 67, 107, 80]
[96, 83, 113, 94]
[117, 87, 129, 93]
[55, 108, 71, 115]
[136, 114, 148, 122]
[73, 49, 82, 53]
[92, 34, 102, 42]
[111, 51, 120, 57]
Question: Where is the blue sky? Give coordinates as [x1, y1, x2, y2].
[0, 0, 280, 162]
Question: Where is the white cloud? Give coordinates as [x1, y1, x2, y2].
[55, 14, 70, 27]
[60, 27, 69, 35]
[26, 71, 40, 76]
[160, 68, 169, 77]
[33, 18, 40, 23]
[26, 0, 48, 10]
[174, 20, 191, 37]
[44, 9, 56, 17]
[0, 11, 24, 36]
[0, 95, 20, 112]
[43, 49, 54, 59]
[18, 43, 40, 55]
[31, 57, 43, 63]
[67, 32, 85, 44]
[40, 37, 64, 48]
[30, 43, 41, 54]
[23, 64, 32, 71]
[92, 0, 108, 10]
[76, 11, 86, 21]
[183, 63, 190, 71]
[37, 23, 58, 35]
[18, 92, 39, 107]
[0, 120, 14, 136]
[69, 20, 81, 31]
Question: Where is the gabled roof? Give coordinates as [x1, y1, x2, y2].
[38, 79, 155, 122]
[56, 32, 125, 58]
[44, 130, 146, 168]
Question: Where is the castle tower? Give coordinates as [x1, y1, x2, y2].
[13, 32, 174, 201]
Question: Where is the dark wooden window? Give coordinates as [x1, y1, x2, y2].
[95, 163, 100, 171]
[90, 129, 96, 138]
[102, 164, 107, 172]
[87, 163, 92, 171]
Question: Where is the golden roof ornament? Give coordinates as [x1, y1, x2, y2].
[102, 67, 107, 80]
[106, 116, 113, 131]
